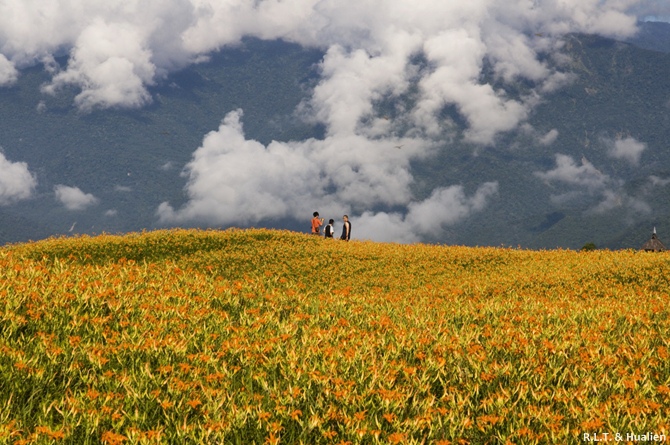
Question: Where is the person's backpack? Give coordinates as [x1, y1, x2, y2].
[325, 224, 333, 238]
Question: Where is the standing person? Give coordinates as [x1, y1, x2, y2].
[324, 219, 335, 238]
[311, 212, 324, 235]
[340, 215, 351, 241]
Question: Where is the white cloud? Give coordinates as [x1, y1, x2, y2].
[304, 40, 417, 137]
[54, 185, 99, 210]
[536, 153, 650, 216]
[607, 136, 646, 165]
[0, 0, 650, 132]
[517, 125, 559, 147]
[641, 175, 670, 196]
[355, 182, 499, 243]
[407, 182, 499, 235]
[412, 39, 530, 144]
[0, 54, 18, 86]
[539, 129, 559, 146]
[1, 1, 195, 110]
[540, 71, 577, 93]
[157, 109, 429, 225]
[157, 109, 499, 242]
[0, 0, 663, 241]
[0, 151, 36, 205]
[352, 212, 418, 243]
[589, 189, 651, 215]
[159, 161, 174, 171]
[648, 175, 670, 187]
[535, 154, 609, 191]
[42, 20, 156, 110]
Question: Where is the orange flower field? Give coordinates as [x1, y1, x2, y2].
[0, 228, 669, 444]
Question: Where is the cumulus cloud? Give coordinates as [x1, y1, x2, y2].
[535, 154, 650, 216]
[354, 182, 499, 243]
[157, 109, 429, 225]
[535, 154, 610, 191]
[0, 151, 36, 205]
[0, 0, 664, 240]
[304, 41, 417, 137]
[0, 0, 651, 126]
[640, 175, 670, 196]
[157, 109, 499, 242]
[54, 185, 99, 210]
[540, 71, 577, 93]
[606, 136, 646, 165]
[517, 125, 560, 147]
[539, 129, 559, 146]
[648, 175, 670, 187]
[0, 54, 18, 86]
[0, 0, 194, 110]
[176, 0, 642, 145]
[42, 20, 156, 110]
[589, 189, 651, 215]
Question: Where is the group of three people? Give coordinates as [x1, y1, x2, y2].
[311, 212, 351, 241]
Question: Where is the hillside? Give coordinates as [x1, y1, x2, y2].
[0, 39, 324, 244]
[458, 30, 670, 250]
[1, 229, 669, 443]
[1, 22, 670, 248]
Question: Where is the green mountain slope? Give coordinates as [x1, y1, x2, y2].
[414, 28, 670, 249]
[517, 33, 670, 249]
[1, 24, 670, 249]
[0, 39, 323, 243]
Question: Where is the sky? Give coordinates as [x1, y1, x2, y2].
[0, 0, 668, 242]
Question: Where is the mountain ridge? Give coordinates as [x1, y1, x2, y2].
[1, 23, 670, 249]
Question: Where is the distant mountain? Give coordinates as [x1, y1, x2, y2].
[626, 20, 670, 53]
[403, 24, 670, 249]
[0, 39, 324, 244]
[1, 29, 670, 249]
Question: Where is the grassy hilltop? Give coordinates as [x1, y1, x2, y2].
[1, 229, 669, 444]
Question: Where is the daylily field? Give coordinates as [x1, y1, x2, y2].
[0, 229, 668, 444]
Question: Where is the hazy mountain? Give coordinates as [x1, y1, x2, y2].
[1, 22, 670, 249]
[626, 20, 670, 53]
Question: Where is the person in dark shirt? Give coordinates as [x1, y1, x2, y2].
[340, 215, 351, 241]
